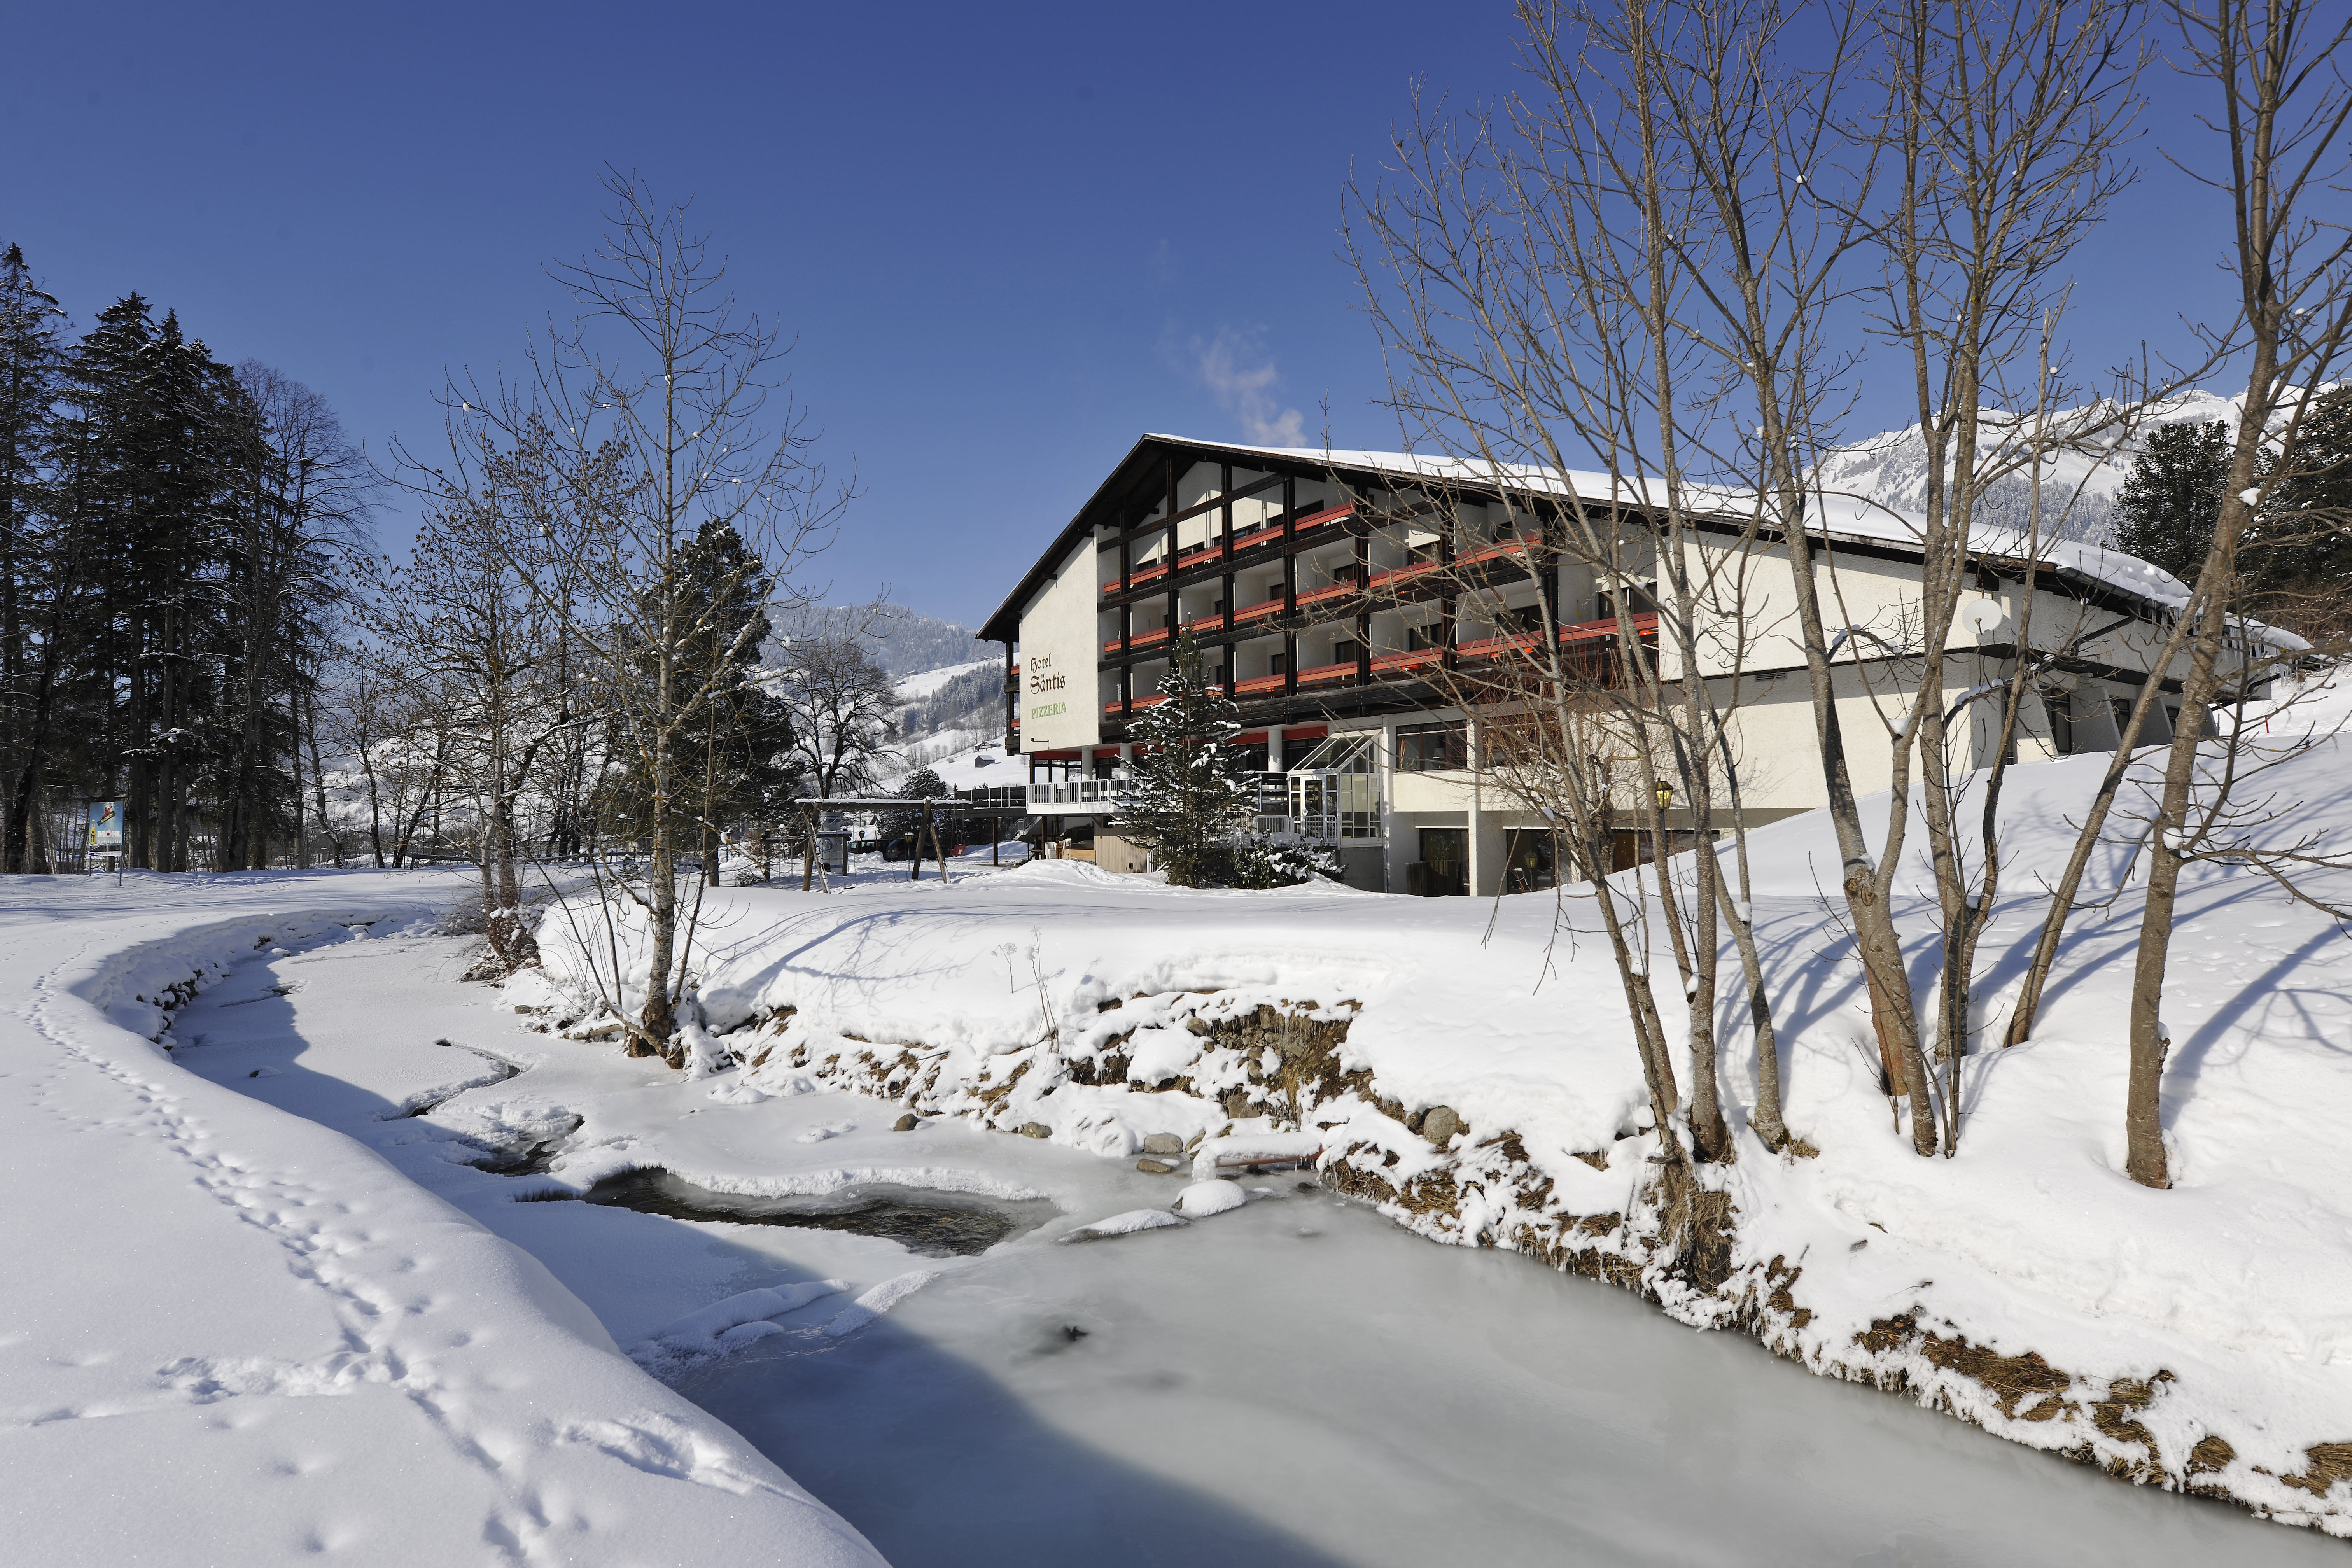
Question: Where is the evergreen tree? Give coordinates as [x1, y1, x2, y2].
[0, 245, 65, 870]
[616, 519, 799, 882]
[1114, 633, 1253, 886]
[0, 263, 364, 873]
[2244, 386, 2352, 633]
[880, 765, 948, 845]
[2112, 420, 2233, 583]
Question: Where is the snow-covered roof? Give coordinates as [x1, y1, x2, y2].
[984, 427, 2308, 654]
[1173, 432, 2308, 654]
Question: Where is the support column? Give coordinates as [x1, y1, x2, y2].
[1354, 513, 1372, 686]
[1465, 713, 1488, 896]
[1267, 726, 1286, 774]
[1379, 719, 1399, 893]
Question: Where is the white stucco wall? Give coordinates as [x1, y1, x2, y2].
[1018, 535, 1103, 751]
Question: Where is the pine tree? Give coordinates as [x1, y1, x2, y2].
[1114, 633, 1253, 886]
[2244, 386, 2352, 636]
[0, 244, 65, 870]
[2113, 420, 2233, 583]
[880, 765, 948, 846]
[620, 518, 799, 884]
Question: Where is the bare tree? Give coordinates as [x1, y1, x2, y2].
[473, 170, 854, 1060]
[1346, 0, 1882, 1162]
[373, 419, 586, 972]
[775, 631, 899, 800]
[219, 362, 374, 870]
[2103, 0, 2352, 1187]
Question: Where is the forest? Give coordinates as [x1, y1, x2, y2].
[0, 210, 906, 899]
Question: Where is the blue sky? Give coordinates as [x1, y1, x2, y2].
[5, 3, 2242, 629]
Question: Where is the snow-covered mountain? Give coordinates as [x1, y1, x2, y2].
[1813, 388, 2245, 546]
[777, 604, 985, 677]
[886, 658, 1011, 788]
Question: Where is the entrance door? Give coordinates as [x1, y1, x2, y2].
[1418, 828, 1468, 896]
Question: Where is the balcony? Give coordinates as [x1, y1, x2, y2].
[1094, 612, 1655, 717]
[1104, 502, 1356, 598]
[1027, 778, 1122, 815]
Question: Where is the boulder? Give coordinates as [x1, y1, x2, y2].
[1136, 1158, 1177, 1175]
[1422, 1106, 1461, 1146]
[893, 1113, 919, 1132]
[1018, 1122, 1053, 1139]
[1141, 1132, 1185, 1156]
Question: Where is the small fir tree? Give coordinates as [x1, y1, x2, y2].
[880, 764, 950, 845]
[1115, 633, 1254, 886]
[2113, 420, 2233, 583]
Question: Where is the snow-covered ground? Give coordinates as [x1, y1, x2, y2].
[1, 873, 2328, 1565]
[0, 870, 884, 1566]
[510, 677, 2352, 1544]
[12, 680, 2352, 1560]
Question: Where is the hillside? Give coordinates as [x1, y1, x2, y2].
[1816, 388, 2247, 546]
[778, 604, 987, 677]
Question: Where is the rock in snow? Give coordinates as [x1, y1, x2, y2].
[1064, 1209, 1189, 1241]
[1174, 1179, 1248, 1217]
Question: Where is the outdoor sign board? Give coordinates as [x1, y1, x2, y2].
[88, 801, 124, 849]
[1017, 538, 1101, 751]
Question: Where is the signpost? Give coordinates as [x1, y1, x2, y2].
[87, 801, 124, 884]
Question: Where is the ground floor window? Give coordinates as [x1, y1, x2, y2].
[1503, 828, 1558, 893]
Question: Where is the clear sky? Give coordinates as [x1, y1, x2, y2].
[4, 2, 2242, 630]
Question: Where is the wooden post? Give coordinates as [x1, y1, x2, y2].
[1282, 476, 1298, 697]
[933, 805, 954, 886]
[911, 800, 928, 881]
[800, 804, 817, 891]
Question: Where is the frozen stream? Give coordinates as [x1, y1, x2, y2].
[172, 928, 2343, 1568]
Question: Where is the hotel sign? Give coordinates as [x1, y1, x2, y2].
[1018, 541, 1101, 751]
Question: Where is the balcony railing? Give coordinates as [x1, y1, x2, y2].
[1105, 502, 1356, 598]
[1095, 612, 1656, 716]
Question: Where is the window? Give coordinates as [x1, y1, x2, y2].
[1494, 603, 1545, 636]
[1405, 622, 1444, 653]
[1503, 828, 1558, 893]
[1396, 721, 1469, 772]
[1593, 585, 1658, 621]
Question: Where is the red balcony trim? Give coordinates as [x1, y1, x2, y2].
[1106, 504, 1356, 600]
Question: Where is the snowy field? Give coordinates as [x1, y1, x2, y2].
[0, 871, 884, 1565]
[9, 694, 2352, 1560]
